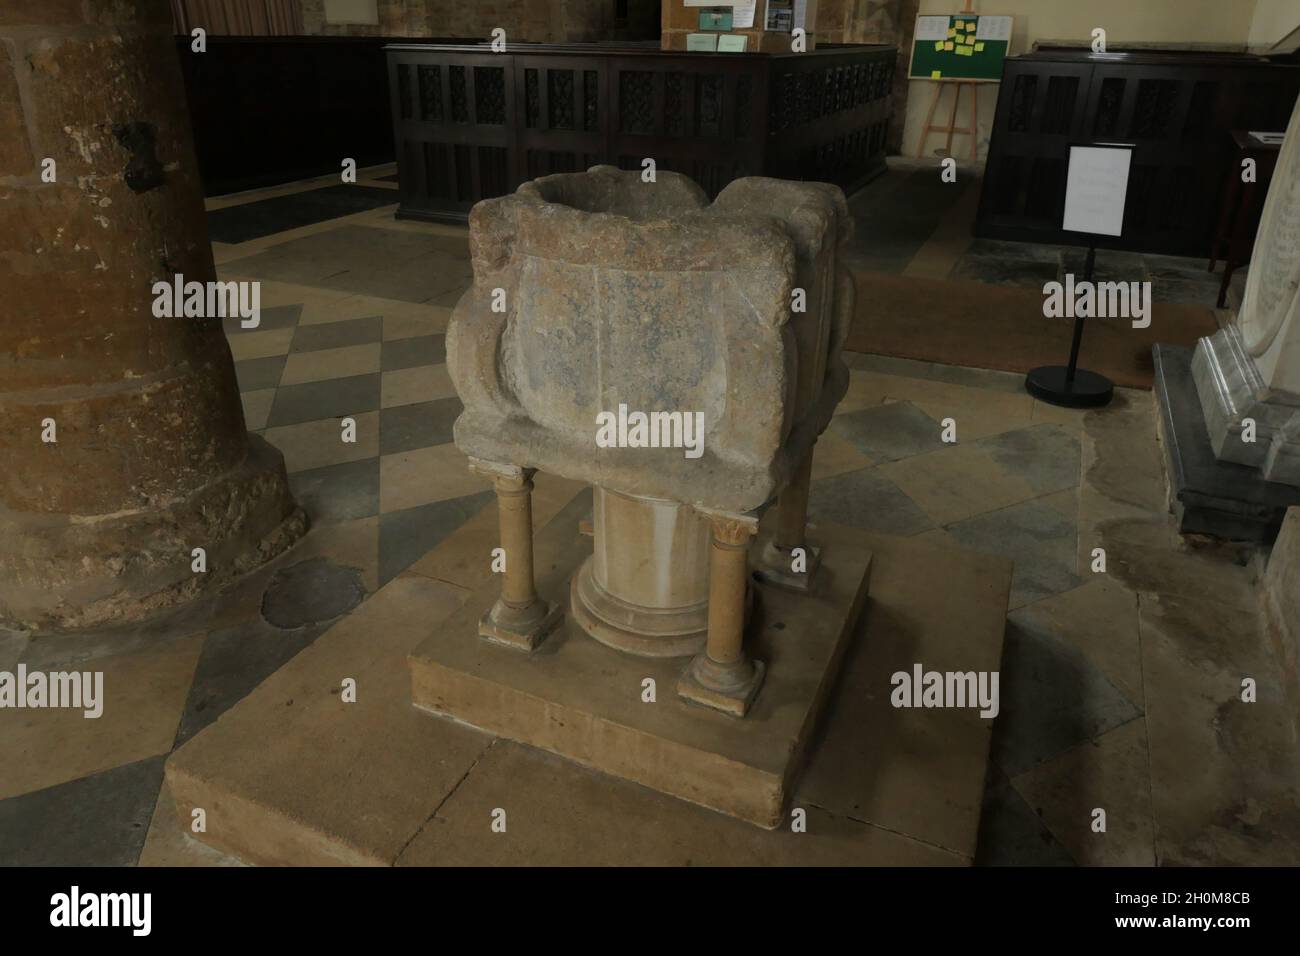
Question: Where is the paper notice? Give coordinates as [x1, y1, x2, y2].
[975, 16, 1012, 42]
[915, 15, 949, 41]
[793, 0, 807, 30]
[1062, 145, 1133, 237]
[732, 0, 756, 28]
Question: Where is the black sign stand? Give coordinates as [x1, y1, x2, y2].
[1025, 141, 1132, 409]
[1024, 239, 1115, 408]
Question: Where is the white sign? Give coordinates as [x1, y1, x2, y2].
[915, 16, 950, 42]
[733, 0, 757, 28]
[975, 15, 1013, 42]
[1062, 145, 1133, 237]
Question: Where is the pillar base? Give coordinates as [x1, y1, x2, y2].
[676, 655, 766, 718]
[0, 434, 305, 632]
[753, 535, 822, 592]
[478, 598, 563, 652]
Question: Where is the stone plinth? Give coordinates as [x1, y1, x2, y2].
[408, 502, 873, 829]
[1165, 94, 1300, 540]
[0, 2, 302, 629]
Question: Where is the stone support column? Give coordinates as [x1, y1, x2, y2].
[0, 1, 302, 630]
[756, 446, 821, 591]
[677, 511, 765, 717]
[472, 459, 561, 650]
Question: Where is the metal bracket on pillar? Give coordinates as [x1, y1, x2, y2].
[677, 508, 765, 718]
[469, 457, 562, 651]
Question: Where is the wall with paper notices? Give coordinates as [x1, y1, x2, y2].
[663, 1, 821, 52]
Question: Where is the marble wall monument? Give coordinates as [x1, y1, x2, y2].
[1192, 96, 1300, 487]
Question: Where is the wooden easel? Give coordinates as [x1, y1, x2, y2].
[918, 79, 979, 161]
[916, 0, 980, 162]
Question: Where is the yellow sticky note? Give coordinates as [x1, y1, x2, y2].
[975, 42, 985, 51]
[956, 46, 972, 56]
[966, 22, 976, 32]
[944, 41, 954, 51]
[947, 28, 956, 37]
[963, 34, 975, 44]
[931, 70, 942, 79]
[934, 40, 944, 51]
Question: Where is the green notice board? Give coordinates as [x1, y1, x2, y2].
[908, 13, 1013, 82]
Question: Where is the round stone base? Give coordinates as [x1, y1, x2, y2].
[0, 434, 305, 632]
[570, 555, 709, 658]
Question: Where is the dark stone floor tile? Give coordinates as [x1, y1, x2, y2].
[378, 397, 462, 455]
[234, 354, 286, 392]
[205, 186, 400, 244]
[952, 255, 1059, 289]
[844, 352, 1027, 394]
[828, 401, 945, 462]
[267, 373, 381, 427]
[1060, 248, 1149, 283]
[946, 498, 1081, 607]
[261, 557, 367, 629]
[809, 467, 935, 536]
[965, 238, 1063, 264]
[381, 334, 446, 371]
[974, 766, 1076, 866]
[991, 617, 1143, 776]
[378, 491, 494, 585]
[976, 424, 1081, 496]
[1151, 276, 1219, 308]
[0, 755, 166, 866]
[289, 315, 383, 353]
[288, 458, 380, 524]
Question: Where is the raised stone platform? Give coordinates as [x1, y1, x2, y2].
[163, 476, 1011, 865]
[1154, 344, 1300, 543]
[409, 505, 872, 829]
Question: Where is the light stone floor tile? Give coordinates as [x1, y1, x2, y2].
[165, 574, 487, 867]
[239, 388, 276, 431]
[379, 443, 487, 514]
[878, 444, 1040, 526]
[381, 364, 457, 408]
[281, 515, 381, 594]
[225, 327, 295, 362]
[406, 474, 587, 590]
[384, 303, 453, 338]
[810, 428, 874, 479]
[279, 342, 382, 386]
[1139, 592, 1300, 865]
[395, 741, 965, 867]
[1011, 718, 1155, 866]
[263, 410, 380, 474]
[0, 634, 205, 800]
[138, 782, 245, 867]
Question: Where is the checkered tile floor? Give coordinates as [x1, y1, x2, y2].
[3, 168, 1285, 868]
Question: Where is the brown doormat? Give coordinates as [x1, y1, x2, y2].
[844, 273, 1219, 390]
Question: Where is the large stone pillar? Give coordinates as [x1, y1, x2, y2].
[0, 2, 303, 630]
